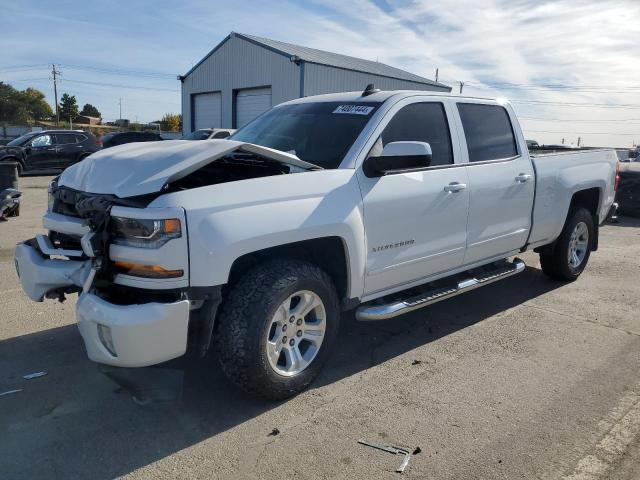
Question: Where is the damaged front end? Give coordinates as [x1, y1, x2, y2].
[15, 182, 219, 367]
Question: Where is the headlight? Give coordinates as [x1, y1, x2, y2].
[110, 216, 181, 249]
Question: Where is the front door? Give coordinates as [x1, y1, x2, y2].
[357, 100, 470, 297]
[456, 102, 535, 264]
[27, 134, 57, 170]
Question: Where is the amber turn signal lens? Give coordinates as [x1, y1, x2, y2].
[114, 261, 184, 279]
[163, 219, 181, 234]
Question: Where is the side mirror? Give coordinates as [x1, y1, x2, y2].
[363, 141, 432, 177]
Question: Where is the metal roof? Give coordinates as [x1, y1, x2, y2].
[183, 32, 451, 91]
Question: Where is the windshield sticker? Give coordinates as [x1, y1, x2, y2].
[333, 105, 374, 115]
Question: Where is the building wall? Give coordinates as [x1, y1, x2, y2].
[182, 34, 450, 132]
[181, 34, 301, 131]
[302, 62, 450, 96]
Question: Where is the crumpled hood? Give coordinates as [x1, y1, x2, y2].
[58, 139, 317, 198]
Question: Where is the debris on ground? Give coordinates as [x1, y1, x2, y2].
[23, 371, 47, 380]
[268, 428, 280, 436]
[413, 447, 422, 455]
[0, 389, 23, 397]
[411, 360, 422, 365]
[358, 439, 412, 473]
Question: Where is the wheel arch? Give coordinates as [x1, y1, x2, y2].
[227, 236, 353, 308]
[568, 187, 601, 251]
[1, 156, 25, 174]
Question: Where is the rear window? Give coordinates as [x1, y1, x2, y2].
[56, 133, 78, 145]
[457, 104, 517, 162]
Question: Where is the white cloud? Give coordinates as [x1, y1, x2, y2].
[2, 0, 639, 145]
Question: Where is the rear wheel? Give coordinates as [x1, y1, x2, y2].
[215, 259, 340, 400]
[540, 207, 594, 281]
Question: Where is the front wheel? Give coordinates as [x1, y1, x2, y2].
[540, 207, 594, 281]
[215, 259, 340, 400]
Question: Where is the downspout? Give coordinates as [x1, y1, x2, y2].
[299, 60, 306, 98]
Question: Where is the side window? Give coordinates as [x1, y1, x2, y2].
[30, 135, 52, 147]
[74, 134, 87, 143]
[56, 133, 77, 145]
[457, 104, 517, 162]
[212, 130, 230, 139]
[381, 102, 453, 167]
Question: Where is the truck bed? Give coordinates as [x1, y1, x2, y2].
[527, 148, 618, 249]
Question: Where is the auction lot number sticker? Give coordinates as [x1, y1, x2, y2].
[332, 105, 374, 115]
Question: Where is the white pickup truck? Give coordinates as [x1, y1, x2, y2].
[14, 88, 619, 399]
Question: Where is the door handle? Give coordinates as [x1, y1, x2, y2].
[443, 182, 467, 193]
[515, 173, 532, 183]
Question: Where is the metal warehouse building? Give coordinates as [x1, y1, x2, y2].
[179, 32, 451, 133]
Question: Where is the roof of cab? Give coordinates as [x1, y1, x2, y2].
[280, 90, 504, 106]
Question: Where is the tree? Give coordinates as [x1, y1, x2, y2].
[0, 82, 53, 123]
[160, 113, 181, 132]
[59, 93, 79, 122]
[22, 88, 53, 121]
[80, 103, 101, 118]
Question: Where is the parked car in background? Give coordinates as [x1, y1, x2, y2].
[628, 147, 639, 161]
[181, 128, 236, 140]
[616, 162, 640, 216]
[0, 130, 101, 175]
[15, 90, 619, 399]
[102, 131, 163, 149]
[526, 139, 539, 149]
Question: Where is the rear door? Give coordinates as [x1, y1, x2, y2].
[456, 102, 535, 264]
[54, 132, 83, 167]
[357, 98, 470, 296]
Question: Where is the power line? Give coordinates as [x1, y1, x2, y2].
[520, 116, 640, 124]
[61, 78, 179, 92]
[525, 130, 638, 136]
[512, 99, 640, 109]
[60, 63, 176, 79]
[0, 64, 50, 72]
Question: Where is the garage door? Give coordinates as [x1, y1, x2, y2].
[236, 87, 272, 128]
[193, 92, 222, 130]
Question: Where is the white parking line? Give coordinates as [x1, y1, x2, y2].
[563, 385, 640, 479]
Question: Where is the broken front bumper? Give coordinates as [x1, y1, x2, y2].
[15, 241, 190, 367]
[14, 241, 91, 301]
[76, 293, 189, 367]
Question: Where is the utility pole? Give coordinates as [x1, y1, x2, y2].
[435, 68, 439, 83]
[52, 64, 60, 127]
[119, 98, 122, 121]
[577, 136, 581, 147]
[459, 81, 465, 95]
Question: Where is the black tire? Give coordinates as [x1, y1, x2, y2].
[540, 207, 594, 281]
[215, 259, 340, 400]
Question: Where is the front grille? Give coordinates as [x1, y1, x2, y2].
[49, 230, 82, 250]
[52, 187, 82, 218]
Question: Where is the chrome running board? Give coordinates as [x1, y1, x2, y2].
[356, 258, 526, 321]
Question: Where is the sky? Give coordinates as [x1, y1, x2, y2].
[1, 0, 639, 147]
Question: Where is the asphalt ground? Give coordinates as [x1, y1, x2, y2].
[1, 175, 639, 479]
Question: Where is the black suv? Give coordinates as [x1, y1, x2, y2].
[102, 131, 163, 148]
[0, 130, 101, 175]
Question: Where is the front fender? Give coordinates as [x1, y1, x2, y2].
[150, 170, 366, 299]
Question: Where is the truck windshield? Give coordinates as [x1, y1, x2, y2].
[230, 102, 381, 169]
